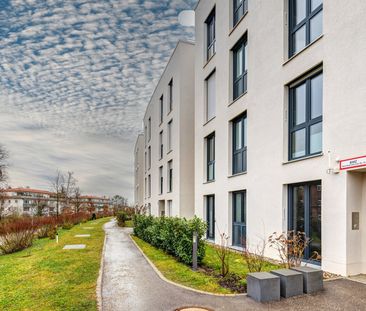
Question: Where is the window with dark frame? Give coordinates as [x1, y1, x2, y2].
[148, 146, 151, 169]
[159, 131, 163, 159]
[289, 71, 323, 160]
[288, 180, 321, 262]
[159, 166, 163, 194]
[206, 8, 216, 60]
[232, 191, 246, 247]
[206, 133, 215, 182]
[206, 195, 215, 240]
[148, 175, 151, 197]
[206, 70, 216, 121]
[233, 35, 248, 100]
[168, 120, 172, 151]
[160, 95, 164, 124]
[233, 0, 248, 27]
[168, 160, 173, 192]
[148, 118, 151, 141]
[168, 79, 173, 112]
[232, 113, 247, 174]
[289, 0, 323, 57]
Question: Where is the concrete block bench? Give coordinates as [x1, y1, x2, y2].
[271, 269, 303, 298]
[247, 272, 280, 303]
[291, 266, 323, 294]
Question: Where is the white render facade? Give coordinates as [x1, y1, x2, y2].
[134, 133, 145, 208]
[142, 41, 195, 218]
[194, 0, 366, 277]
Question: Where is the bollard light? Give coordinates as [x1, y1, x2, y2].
[192, 232, 198, 271]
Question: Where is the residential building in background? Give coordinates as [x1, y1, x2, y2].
[141, 40, 195, 218]
[0, 187, 112, 216]
[134, 133, 145, 208]
[194, 0, 366, 277]
[0, 187, 57, 216]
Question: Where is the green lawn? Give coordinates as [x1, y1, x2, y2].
[125, 220, 134, 228]
[132, 236, 279, 294]
[0, 217, 111, 311]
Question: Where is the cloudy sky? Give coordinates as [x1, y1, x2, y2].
[0, 0, 196, 201]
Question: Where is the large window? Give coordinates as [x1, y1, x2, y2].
[206, 195, 215, 240]
[206, 8, 216, 60]
[159, 166, 163, 194]
[206, 133, 215, 182]
[232, 191, 246, 247]
[289, 71, 323, 160]
[168, 120, 172, 151]
[167, 160, 173, 192]
[232, 113, 247, 174]
[289, 181, 321, 261]
[168, 79, 173, 113]
[206, 71, 216, 121]
[160, 95, 164, 124]
[289, 0, 323, 56]
[233, 0, 248, 26]
[159, 131, 163, 159]
[233, 36, 248, 100]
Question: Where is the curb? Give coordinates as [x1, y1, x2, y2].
[129, 234, 246, 297]
[97, 221, 110, 311]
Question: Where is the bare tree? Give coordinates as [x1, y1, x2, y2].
[73, 187, 83, 213]
[64, 171, 77, 209]
[50, 170, 65, 217]
[0, 145, 9, 220]
[0, 144, 8, 188]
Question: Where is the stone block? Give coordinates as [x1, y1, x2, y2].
[247, 272, 281, 303]
[271, 269, 303, 298]
[291, 266, 323, 294]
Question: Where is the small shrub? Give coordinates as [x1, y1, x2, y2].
[133, 215, 206, 265]
[0, 218, 37, 254]
[214, 232, 230, 277]
[116, 211, 128, 227]
[268, 231, 310, 268]
[62, 222, 73, 230]
[47, 226, 57, 239]
[242, 239, 267, 273]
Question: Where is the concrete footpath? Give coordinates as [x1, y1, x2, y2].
[100, 219, 366, 311]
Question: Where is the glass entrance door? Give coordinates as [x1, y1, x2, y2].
[232, 191, 246, 247]
[289, 181, 322, 261]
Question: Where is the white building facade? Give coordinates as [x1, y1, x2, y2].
[0, 188, 57, 216]
[194, 0, 366, 276]
[142, 41, 195, 218]
[134, 134, 145, 208]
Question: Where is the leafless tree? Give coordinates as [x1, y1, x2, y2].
[64, 171, 77, 209]
[0, 145, 9, 220]
[50, 170, 65, 217]
[73, 187, 83, 213]
[0, 144, 8, 188]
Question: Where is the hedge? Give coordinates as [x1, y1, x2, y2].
[133, 215, 206, 265]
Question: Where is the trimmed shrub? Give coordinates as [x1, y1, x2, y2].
[116, 211, 128, 227]
[0, 218, 37, 254]
[133, 215, 206, 265]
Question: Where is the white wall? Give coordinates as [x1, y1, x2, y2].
[143, 41, 195, 218]
[134, 134, 145, 207]
[194, 0, 366, 276]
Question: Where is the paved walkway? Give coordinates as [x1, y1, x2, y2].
[101, 219, 366, 311]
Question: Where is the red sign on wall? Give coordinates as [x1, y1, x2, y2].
[340, 155, 366, 171]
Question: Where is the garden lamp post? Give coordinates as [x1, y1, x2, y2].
[192, 232, 198, 271]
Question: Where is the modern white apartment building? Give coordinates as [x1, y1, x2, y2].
[142, 40, 195, 218]
[0, 187, 57, 216]
[194, 0, 366, 276]
[134, 133, 145, 208]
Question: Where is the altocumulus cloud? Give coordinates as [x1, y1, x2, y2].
[0, 0, 196, 200]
